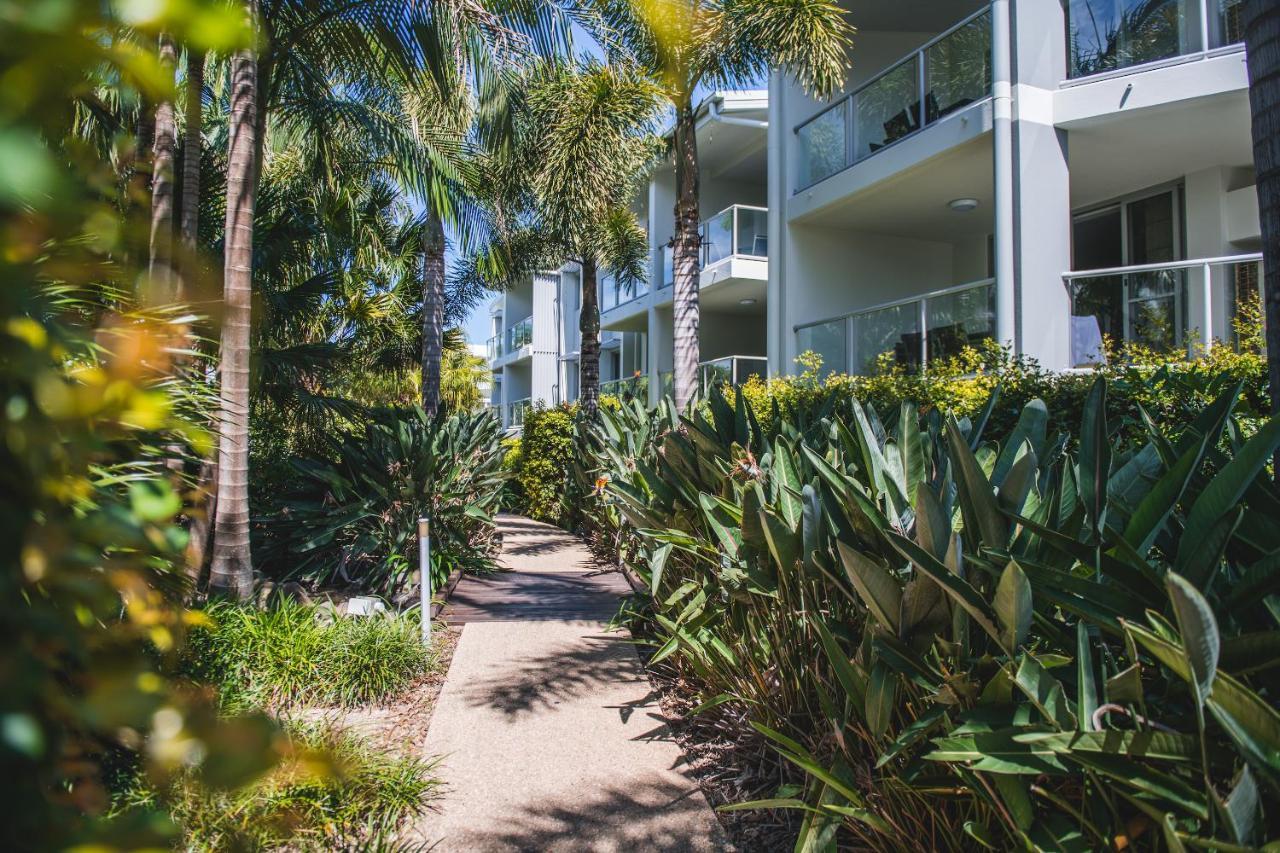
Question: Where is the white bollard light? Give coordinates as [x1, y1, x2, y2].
[418, 516, 432, 645]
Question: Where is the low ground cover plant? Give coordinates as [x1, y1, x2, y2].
[255, 406, 507, 595]
[577, 378, 1280, 851]
[184, 600, 443, 711]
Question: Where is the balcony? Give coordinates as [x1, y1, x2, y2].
[795, 279, 997, 377]
[601, 268, 649, 312]
[1066, 0, 1245, 81]
[699, 356, 768, 392]
[600, 374, 649, 401]
[795, 7, 992, 192]
[506, 316, 533, 354]
[1063, 253, 1263, 367]
[486, 334, 502, 362]
[506, 397, 531, 429]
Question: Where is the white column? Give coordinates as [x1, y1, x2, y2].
[992, 0, 1016, 349]
[766, 70, 786, 377]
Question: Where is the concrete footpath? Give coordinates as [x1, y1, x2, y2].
[413, 514, 726, 852]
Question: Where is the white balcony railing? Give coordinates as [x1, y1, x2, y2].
[506, 316, 533, 352]
[1063, 253, 1264, 367]
[795, 278, 997, 377]
[794, 6, 993, 191]
[1066, 0, 1245, 81]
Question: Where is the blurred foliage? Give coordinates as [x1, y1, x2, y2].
[0, 0, 317, 847]
[112, 718, 438, 850]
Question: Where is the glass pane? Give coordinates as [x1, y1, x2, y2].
[1126, 269, 1184, 351]
[700, 358, 731, 392]
[796, 102, 847, 188]
[703, 209, 733, 266]
[925, 12, 992, 123]
[1067, 0, 1192, 78]
[852, 303, 921, 375]
[662, 245, 674, 288]
[853, 57, 920, 162]
[1073, 207, 1123, 269]
[926, 284, 995, 361]
[1228, 260, 1262, 348]
[1069, 276, 1122, 366]
[796, 320, 847, 377]
[599, 271, 616, 311]
[735, 207, 768, 258]
[1127, 192, 1176, 264]
[1211, 0, 1245, 47]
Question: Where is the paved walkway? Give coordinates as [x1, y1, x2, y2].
[416, 515, 725, 852]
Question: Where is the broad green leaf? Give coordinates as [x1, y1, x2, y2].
[927, 730, 1069, 774]
[811, 616, 867, 713]
[760, 507, 800, 572]
[836, 541, 901, 633]
[649, 542, 672, 598]
[992, 398, 1047, 486]
[885, 531, 1002, 645]
[1121, 428, 1210, 555]
[1014, 729, 1198, 761]
[1175, 416, 1280, 587]
[1222, 765, 1259, 846]
[876, 706, 947, 768]
[1106, 664, 1143, 705]
[1076, 621, 1098, 730]
[1166, 572, 1219, 705]
[914, 483, 950, 561]
[865, 662, 895, 739]
[1077, 376, 1110, 538]
[994, 560, 1033, 652]
[945, 415, 1006, 547]
[1015, 654, 1075, 730]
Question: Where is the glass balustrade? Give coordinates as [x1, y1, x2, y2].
[795, 8, 992, 190]
[796, 280, 996, 376]
[698, 356, 768, 391]
[486, 334, 502, 361]
[1067, 0, 1244, 78]
[506, 316, 533, 352]
[507, 397, 531, 428]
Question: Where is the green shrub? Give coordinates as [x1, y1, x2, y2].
[185, 601, 443, 711]
[255, 406, 507, 594]
[115, 719, 437, 850]
[511, 403, 578, 524]
[579, 382, 1280, 850]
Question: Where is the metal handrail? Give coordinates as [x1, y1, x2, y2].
[1062, 253, 1263, 279]
[795, 277, 996, 332]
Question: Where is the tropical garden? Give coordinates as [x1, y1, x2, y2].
[6, 0, 1280, 848]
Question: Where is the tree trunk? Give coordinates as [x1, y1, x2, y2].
[180, 48, 204, 249]
[420, 210, 446, 415]
[1244, 0, 1280, 478]
[209, 13, 259, 601]
[671, 103, 701, 409]
[579, 257, 601, 418]
[148, 33, 178, 302]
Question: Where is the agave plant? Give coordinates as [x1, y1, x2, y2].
[579, 381, 1280, 850]
[256, 406, 507, 595]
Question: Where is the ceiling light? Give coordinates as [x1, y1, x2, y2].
[948, 198, 980, 212]
[739, 298, 757, 306]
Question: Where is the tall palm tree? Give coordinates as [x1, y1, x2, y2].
[461, 60, 660, 418]
[181, 48, 204, 248]
[589, 0, 853, 406]
[209, 2, 260, 599]
[1244, 0, 1280, 471]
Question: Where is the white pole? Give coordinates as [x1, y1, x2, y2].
[991, 0, 1017, 351]
[418, 516, 431, 644]
[1201, 261, 1214, 353]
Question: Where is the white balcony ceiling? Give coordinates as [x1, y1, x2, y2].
[841, 0, 986, 32]
[1066, 91, 1253, 210]
[794, 135, 994, 240]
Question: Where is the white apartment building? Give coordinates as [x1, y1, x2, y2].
[772, 0, 1260, 378]
[490, 0, 1263, 428]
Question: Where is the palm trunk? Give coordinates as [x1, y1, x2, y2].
[420, 210, 446, 415]
[671, 103, 701, 408]
[180, 48, 204, 249]
[209, 12, 259, 601]
[148, 33, 178, 302]
[579, 257, 601, 418]
[1244, 0, 1280, 478]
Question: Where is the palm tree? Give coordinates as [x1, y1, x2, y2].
[463, 60, 660, 418]
[209, 1, 260, 599]
[1243, 0, 1280, 470]
[181, 48, 204, 248]
[148, 33, 178, 301]
[589, 0, 853, 406]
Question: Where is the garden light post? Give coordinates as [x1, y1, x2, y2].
[418, 516, 431, 644]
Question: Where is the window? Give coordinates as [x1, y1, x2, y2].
[796, 320, 847, 377]
[1067, 0, 1199, 78]
[1068, 188, 1185, 365]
